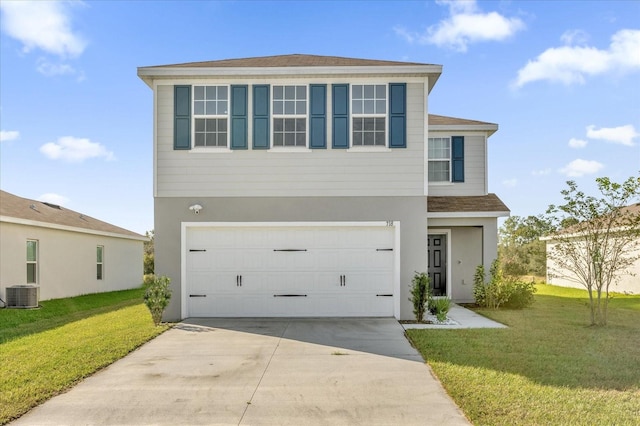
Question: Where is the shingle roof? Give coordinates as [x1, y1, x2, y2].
[428, 194, 510, 213]
[0, 190, 146, 240]
[146, 54, 436, 68]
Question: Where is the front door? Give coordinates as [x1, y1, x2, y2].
[428, 234, 447, 296]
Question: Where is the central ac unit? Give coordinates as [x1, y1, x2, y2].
[6, 285, 40, 308]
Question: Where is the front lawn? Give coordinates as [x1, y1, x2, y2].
[0, 288, 169, 425]
[406, 284, 640, 425]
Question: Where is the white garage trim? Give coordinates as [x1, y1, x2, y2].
[180, 221, 401, 319]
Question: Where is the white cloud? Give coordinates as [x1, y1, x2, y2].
[568, 138, 588, 149]
[502, 178, 518, 188]
[393, 26, 416, 44]
[513, 29, 640, 88]
[0, 0, 87, 58]
[560, 29, 589, 46]
[559, 159, 604, 177]
[0, 130, 20, 142]
[394, 0, 524, 52]
[36, 58, 76, 76]
[586, 124, 638, 147]
[532, 168, 551, 176]
[40, 136, 115, 163]
[38, 193, 70, 206]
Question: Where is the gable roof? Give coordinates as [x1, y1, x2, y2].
[429, 114, 498, 136]
[0, 190, 146, 241]
[427, 194, 510, 218]
[138, 53, 443, 92]
[542, 202, 640, 240]
[147, 54, 435, 68]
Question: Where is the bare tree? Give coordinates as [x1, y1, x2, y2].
[546, 175, 640, 326]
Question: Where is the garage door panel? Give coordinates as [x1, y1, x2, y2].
[186, 225, 396, 317]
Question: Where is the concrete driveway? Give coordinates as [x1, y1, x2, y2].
[12, 318, 470, 425]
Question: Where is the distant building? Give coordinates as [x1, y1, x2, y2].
[545, 203, 640, 294]
[0, 190, 147, 302]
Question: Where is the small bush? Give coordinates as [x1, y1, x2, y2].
[410, 272, 431, 322]
[432, 297, 451, 322]
[143, 275, 172, 325]
[473, 260, 535, 309]
[503, 279, 537, 309]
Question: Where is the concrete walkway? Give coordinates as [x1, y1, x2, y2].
[402, 304, 508, 330]
[12, 318, 470, 426]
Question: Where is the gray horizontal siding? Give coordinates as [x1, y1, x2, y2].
[427, 132, 487, 196]
[155, 82, 425, 197]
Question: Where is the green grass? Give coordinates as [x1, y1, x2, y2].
[406, 284, 640, 425]
[0, 288, 169, 425]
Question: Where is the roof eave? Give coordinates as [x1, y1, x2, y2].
[1, 216, 149, 241]
[427, 211, 511, 218]
[137, 64, 443, 89]
[429, 124, 499, 137]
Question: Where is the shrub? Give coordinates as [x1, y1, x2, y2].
[503, 279, 537, 309]
[410, 272, 431, 322]
[432, 297, 451, 322]
[143, 275, 172, 326]
[474, 261, 536, 309]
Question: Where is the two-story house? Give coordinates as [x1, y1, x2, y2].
[137, 54, 509, 321]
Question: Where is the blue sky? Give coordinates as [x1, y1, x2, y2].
[1, 0, 639, 235]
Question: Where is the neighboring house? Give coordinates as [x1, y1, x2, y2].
[0, 190, 147, 303]
[545, 203, 640, 294]
[137, 54, 509, 321]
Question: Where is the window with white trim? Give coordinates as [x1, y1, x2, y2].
[193, 85, 228, 148]
[428, 137, 451, 182]
[272, 85, 307, 147]
[26, 240, 38, 284]
[351, 84, 386, 146]
[97, 245, 104, 280]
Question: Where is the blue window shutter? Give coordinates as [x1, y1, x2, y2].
[310, 84, 327, 149]
[389, 83, 406, 148]
[174, 85, 191, 150]
[332, 84, 349, 149]
[253, 85, 270, 149]
[231, 85, 248, 150]
[452, 136, 465, 182]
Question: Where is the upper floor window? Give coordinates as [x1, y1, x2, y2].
[97, 246, 104, 280]
[193, 85, 228, 148]
[27, 240, 38, 284]
[352, 84, 386, 147]
[428, 136, 465, 183]
[273, 85, 307, 147]
[428, 137, 451, 182]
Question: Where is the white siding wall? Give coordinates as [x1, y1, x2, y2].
[427, 131, 487, 196]
[0, 222, 144, 301]
[546, 240, 640, 294]
[155, 80, 426, 198]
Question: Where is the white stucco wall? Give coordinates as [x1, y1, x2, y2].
[0, 222, 144, 302]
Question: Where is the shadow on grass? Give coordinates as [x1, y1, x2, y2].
[407, 292, 640, 391]
[0, 288, 146, 344]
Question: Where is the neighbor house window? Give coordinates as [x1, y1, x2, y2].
[193, 85, 228, 148]
[351, 84, 386, 147]
[97, 246, 104, 280]
[26, 240, 38, 284]
[272, 85, 307, 147]
[428, 137, 451, 182]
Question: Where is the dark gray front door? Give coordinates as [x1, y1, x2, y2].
[428, 234, 447, 296]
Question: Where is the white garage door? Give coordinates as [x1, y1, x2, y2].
[185, 224, 396, 317]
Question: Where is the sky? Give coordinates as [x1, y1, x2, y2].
[1, 0, 639, 235]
